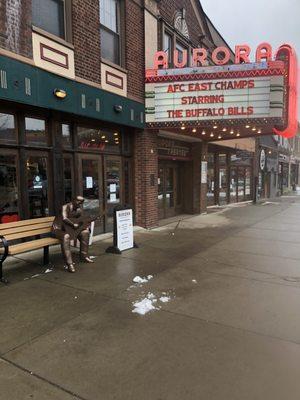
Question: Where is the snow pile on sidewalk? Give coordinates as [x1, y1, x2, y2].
[132, 291, 172, 315]
[132, 275, 153, 284]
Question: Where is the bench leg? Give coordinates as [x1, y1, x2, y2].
[0, 235, 9, 285]
[43, 246, 49, 266]
[0, 261, 9, 285]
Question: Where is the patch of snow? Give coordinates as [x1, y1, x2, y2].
[31, 274, 41, 278]
[44, 269, 52, 274]
[147, 293, 156, 300]
[133, 275, 153, 284]
[192, 279, 197, 284]
[132, 298, 158, 315]
[159, 296, 170, 303]
[89, 256, 97, 259]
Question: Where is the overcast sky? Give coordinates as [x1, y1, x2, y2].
[201, 0, 300, 118]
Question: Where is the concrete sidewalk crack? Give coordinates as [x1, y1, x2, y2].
[0, 356, 89, 400]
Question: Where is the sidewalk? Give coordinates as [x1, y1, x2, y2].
[1, 197, 300, 399]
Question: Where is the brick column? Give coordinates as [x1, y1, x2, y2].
[200, 142, 208, 213]
[134, 129, 158, 228]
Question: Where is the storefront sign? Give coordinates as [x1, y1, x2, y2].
[158, 138, 191, 159]
[152, 43, 278, 69]
[116, 209, 134, 251]
[201, 161, 208, 184]
[259, 149, 266, 170]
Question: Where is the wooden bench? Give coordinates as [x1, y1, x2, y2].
[0, 217, 60, 284]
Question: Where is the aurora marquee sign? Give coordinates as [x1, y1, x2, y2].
[145, 43, 298, 138]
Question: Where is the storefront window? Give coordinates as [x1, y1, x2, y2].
[63, 156, 73, 202]
[62, 124, 72, 148]
[78, 127, 121, 153]
[27, 156, 49, 218]
[25, 117, 47, 146]
[0, 113, 16, 143]
[0, 154, 19, 223]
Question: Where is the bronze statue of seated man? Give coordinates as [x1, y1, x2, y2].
[52, 196, 94, 273]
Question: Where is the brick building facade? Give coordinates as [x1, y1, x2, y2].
[0, 0, 257, 232]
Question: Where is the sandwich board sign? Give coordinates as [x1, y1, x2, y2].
[106, 206, 137, 254]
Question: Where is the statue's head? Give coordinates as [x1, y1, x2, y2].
[72, 196, 84, 208]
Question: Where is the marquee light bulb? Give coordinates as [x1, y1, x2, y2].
[230, 129, 234, 134]
[236, 133, 241, 137]
[252, 127, 257, 131]
[222, 127, 227, 132]
[257, 129, 262, 134]
[181, 125, 186, 130]
[210, 133, 214, 137]
[202, 130, 206, 135]
[213, 125, 218, 129]
[218, 135, 222, 139]
[245, 125, 250, 129]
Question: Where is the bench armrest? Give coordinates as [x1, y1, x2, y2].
[0, 235, 9, 264]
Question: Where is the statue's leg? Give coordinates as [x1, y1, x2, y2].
[54, 230, 75, 272]
[78, 229, 94, 263]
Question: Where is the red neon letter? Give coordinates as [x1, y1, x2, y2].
[235, 45, 251, 64]
[192, 48, 207, 67]
[174, 50, 188, 68]
[212, 46, 231, 65]
[154, 51, 168, 69]
[256, 43, 273, 63]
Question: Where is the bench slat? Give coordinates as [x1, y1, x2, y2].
[0, 217, 55, 231]
[0, 222, 53, 237]
[4, 228, 54, 241]
[8, 237, 60, 255]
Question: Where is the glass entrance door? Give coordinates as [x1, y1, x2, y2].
[104, 156, 122, 232]
[79, 154, 103, 234]
[237, 167, 245, 202]
[26, 152, 50, 218]
[158, 162, 181, 219]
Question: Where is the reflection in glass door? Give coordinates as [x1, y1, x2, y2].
[237, 167, 245, 202]
[80, 155, 103, 234]
[0, 152, 19, 223]
[158, 166, 164, 220]
[245, 167, 252, 200]
[105, 157, 122, 232]
[158, 162, 180, 219]
[218, 154, 227, 205]
[230, 168, 237, 203]
[26, 154, 49, 218]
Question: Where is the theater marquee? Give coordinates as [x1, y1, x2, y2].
[145, 43, 298, 139]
